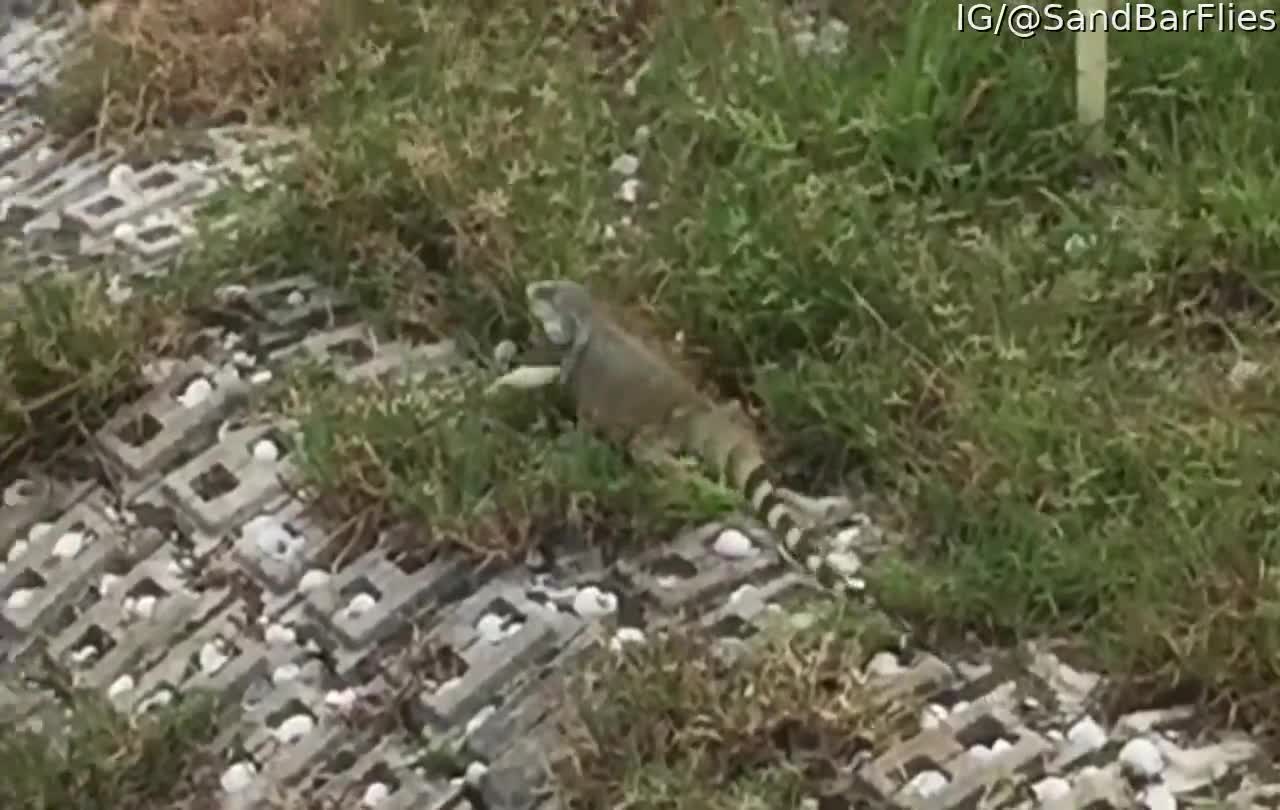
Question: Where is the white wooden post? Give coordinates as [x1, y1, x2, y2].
[1076, 0, 1108, 151]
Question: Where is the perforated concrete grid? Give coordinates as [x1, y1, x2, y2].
[2, 7, 1278, 810]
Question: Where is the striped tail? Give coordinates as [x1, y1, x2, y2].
[688, 407, 856, 594]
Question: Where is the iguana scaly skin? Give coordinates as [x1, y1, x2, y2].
[499, 279, 860, 593]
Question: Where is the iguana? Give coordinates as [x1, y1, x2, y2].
[492, 279, 861, 593]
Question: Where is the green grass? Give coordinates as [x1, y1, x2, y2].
[0, 264, 200, 473]
[0, 687, 224, 810]
[29, 0, 1280, 799]
[188, 0, 1280, 724]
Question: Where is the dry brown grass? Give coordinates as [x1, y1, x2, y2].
[43, 0, 378, 138]
[553, 608, 908, 809]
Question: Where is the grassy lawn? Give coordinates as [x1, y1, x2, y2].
[7, 0, 1280, 801]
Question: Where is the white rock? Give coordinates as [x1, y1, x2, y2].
[298, 569, 331, 592]
[865, 651, 904, 678]
[99, 573, 121, 596]
[464, 705, 496, 737]
[199, 641, 229, 675]
[991, 738, 1013, 755]
[177, 378, 213, 408]
[1140, 784, 1178, 810]
[728, 584, 761, 604]
[344, 592, 377, 618]
[132, 594, 157, 619]
[27, 522, 54, 543]
[903, 770, 949, 798]
[1067, 716, 1108, 752]
[137, 688, 174, 713]
[286, 290, 306, 307]
[325, 688, 358, 712]
[617, 178, 640, 203]
[967, 744, 993, 760]
[609, 153, 640, 176]
[712, 528, 755, 559]
[51, 530, 86, 560]
[249, 369, 274, 385]
[436, 677, 462, 695]
[264, 623, 297, 645]
[70, 644, 98, 665]
[572, 585, 618, 617]
[220, 761, 257, 793]
[361, 782, 390, 807]
[107, 674, 135, 699]
[464, 761, 489, 785]
[1228, 359, 1263, 391]
[274, 713, 315, 744]
[108, 164, 136, 190]
[1120, 737, 1165, 778]
[476, 613, 507, 643]
[1031, 776, 1072, 802]
[2, 479, 37, 506]
[272, 663, 301, 685]
[6, 540, 28, 563]
[6, 588, 36, 611]
[920, 703, 949, 729]
[609, 627, 646, 652]
[250, 518, 302, 562]
[252, 439, 279, 462]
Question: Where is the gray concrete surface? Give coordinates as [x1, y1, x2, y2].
[2, 5, 1278, 809]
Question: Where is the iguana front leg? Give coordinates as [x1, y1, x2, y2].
[486, 337, 568, 394]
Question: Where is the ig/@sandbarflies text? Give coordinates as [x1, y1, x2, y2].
[958, 3, 1277, 37]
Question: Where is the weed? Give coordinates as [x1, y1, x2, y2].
[37, 0, 405, 139]
[554, 603, 906, 809]
[0, 686, 224, 810]
[0, 266, 196, 473]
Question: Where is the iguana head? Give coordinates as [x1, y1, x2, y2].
[526, 280, 591, 346]
[526, 279, 593, 382]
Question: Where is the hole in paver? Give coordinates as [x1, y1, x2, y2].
[137, 224, 179, 244]
[103, 551, 132, 575]
[2, 477, 43, 503]
[901, 756, 948, 781]
[330, 338, 375, 363]
[191, 463, 239, 500]
[265, 698, 315, 729]
[10, 568, 47, 591]
[1082, 803, 1120, 810]
[339, 576, 383, 603]
[115, 411, 164, 447]
[481, 598, 525, 622]
[645, 554, 698, 579]
[259, 284, 308, 310]
[32, 175, 66, 195]
[71, 624, 118, 664]
[83, 194, 125, 217]
[364, 762, 402, 794]
[709, 614, 757, 640]
[138, 169, 177, 190]
[305, 747, 361, 793]
[414, 643, 469, 684]
[125, 577, 169, 601]
[955, 714, 1016, 750]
